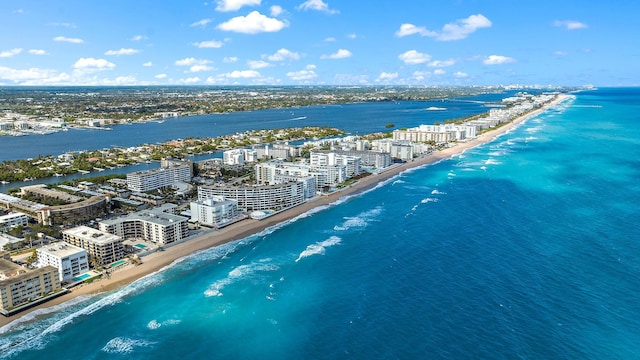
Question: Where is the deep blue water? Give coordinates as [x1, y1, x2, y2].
[2, 88, 640, 359]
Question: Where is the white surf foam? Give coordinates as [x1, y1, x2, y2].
[484, 158, 501, 165]
[204, 259, 279, 297]
[296, 236, 342, 262]
[421, 198, 439, 203]
[431, 189, 446, 195]
[102, 337, 156, 354]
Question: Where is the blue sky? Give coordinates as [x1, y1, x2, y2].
[0, 0, 637, 86]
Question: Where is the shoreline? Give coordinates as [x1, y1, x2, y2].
[0, 94, 570, 328]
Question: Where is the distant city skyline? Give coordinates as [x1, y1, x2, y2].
[1, 0, 637, 86]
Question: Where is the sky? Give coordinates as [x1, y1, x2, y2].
[0, 0, 638, 87]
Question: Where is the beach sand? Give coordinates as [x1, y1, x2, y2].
[0, 94, 569, 328]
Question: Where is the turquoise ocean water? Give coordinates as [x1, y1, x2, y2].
[1, 88, 640, 359]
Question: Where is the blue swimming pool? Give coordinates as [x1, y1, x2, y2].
[135, 243, 147, 249]
[72, 273, 91, 282]
[110, 259, 127, 267]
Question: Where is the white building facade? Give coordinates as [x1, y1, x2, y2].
[190, 196, 240, 227]
[37, 243, 89, 282]
[62, 226, 125, 267]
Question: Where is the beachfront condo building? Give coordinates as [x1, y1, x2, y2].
[62, 226, 125, 267]
[0, 259, 61, 315]
[198, 182, 305, 212]
[37, 243, 89, 282]
[393, 124, 477, 144]
[190, 196, 241, 227]
[310, 151, 362, 178]
[126, 160, 191, 192]
[98, 204, 189, 245]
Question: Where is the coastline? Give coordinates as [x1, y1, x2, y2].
[0, 94, 570, 328]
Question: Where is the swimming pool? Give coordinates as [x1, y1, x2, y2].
[72, 273, 91, 282]
[135, 243, 147, 249]
[110, 259, 127, 267]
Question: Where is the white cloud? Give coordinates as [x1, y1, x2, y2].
[395, 14, 491, 41]
[554, 51, 568, 56]
[483, 55, 515, 65]
[265, 48, 300, 61]
[398, 50, 431, 65]
[0, 66, 61, 82]
[73, 58, 116, 70]
[193, 40, 224, 48]
[433, 69, 446, 75]
[105, 48, 140, 56]
[155, 73, 167, 79]
[181, 77, 201, 84]
[53, 36, 84, 44]
[296, 0, 339, 14]
[453, 71, 468, 78]
[28, 49, 48, 55]
[225, 70, 261, 78]
[175, 57, 211, 66]
[217, 11, 288, 34]
[224, 56, 239, 63]
[130, 35, 148, 41]
[143, 61, 153, 67]
[321, 49, 352, 59]
[346, 33, 357, 39]
[189, 64, 214, 72]
[324, 37, 336, 42]
[413, 70, 431, 81]
[0, 48, 23, 58]
[215, 0, 261, 12]
[48, 22, 76, 28]
[191, 18, 212, 27]
[376, 72, 398, 82]
[554, 20, 587, 30]
[287, 68, 317, 81]
[428, 59, 456, 67]
[395, 24, 435, 38]
[247, 60, 271, 69]
[270, 5, 283, 16]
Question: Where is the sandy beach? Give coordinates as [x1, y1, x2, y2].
[0, 94, 569, 328]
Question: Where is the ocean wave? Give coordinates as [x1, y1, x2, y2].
[431, 189, 447, 195]
[295, 236, 342, 262]
[421, 198, 439, 203]
[333, 206, 383, 231]
[204, 259, 279, 297]
[147, 318, 181, 330]
[484, 158, 501, 165]
[392, 179, 406, 185]
[102, 337, 156, 354]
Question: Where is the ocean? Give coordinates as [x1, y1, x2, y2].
[2, 88, 640, 359]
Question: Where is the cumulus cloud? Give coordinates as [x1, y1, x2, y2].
[215, 0, 261, 12]
[395, 14, 491, 41]
[0, 48, 23, 58]
[224, 56, 239, 63]
[270, 5, 283, 16]
[296, 0, 338, 14]
[554, 20, 587, 30]
[130, 35, 148, 41]
[483, 55, 515, 65]
[217, 11, 288, 34]
[376, 72, 398, 82]
[324, 37, 336, 42]
[73, 58, 116, 74]
[453, 71, 468, 78]
[191, 18, 212, 27]
[193, 40, 224, 48]
[0, 66, 62, 83]
[265, 48, 300, 61]
[247, 60, 271, 69]
[321, 49, 352, 59]
[181, 77, 201, 84]
[554, 51, 568, 56]
[175, 57, 211, 66]
[395, 24, 435, 38]
[287, 65, 318, 81]
[143, 61, 153, 67]
[413, 70, 431, 81]
[398, 50, 431, 65]
[433, 69, 446, 75]
[105, 48, 140, 56]
[28, 49, 48, 55]
[225, 70, 261, 78]
[155, 73, 167, 79]
[428, 59, 456, 67]
[53, 36, 84, 43]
